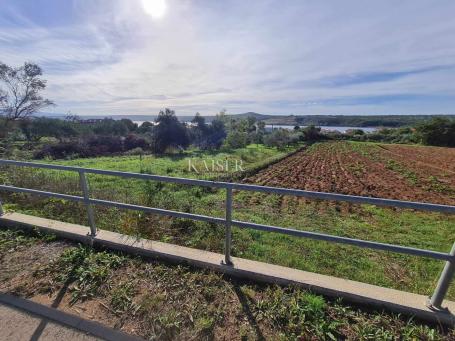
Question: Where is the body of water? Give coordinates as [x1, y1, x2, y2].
[265, 125, 377, 133]
[133, 121, 378, 133]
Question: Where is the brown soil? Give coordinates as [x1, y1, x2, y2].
[384, 144, 455, 173]
[0, 241, 68, 293]
[0, 240, 276, 340]
[379, 144, 455, 189]
[246, 142, 455, 205]
[1, 229, 453, 340]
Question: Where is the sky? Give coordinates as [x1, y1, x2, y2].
[1, 0, 455, 116]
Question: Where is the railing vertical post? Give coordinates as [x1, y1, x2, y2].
[428, 242, 455, 311]
[78, 170, 97, 237]
[0, 199, 3, 216]
[223, 186, 233, 266]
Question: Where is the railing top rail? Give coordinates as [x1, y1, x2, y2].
[1, 158, 455, 214]
[1, 182, 452, 262]
[230, 183, 455, 214]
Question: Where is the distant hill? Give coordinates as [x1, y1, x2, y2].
[235, 113, 455, 128]
[37, 112, 455, 128]
[227, 112, 273, 120]
[284, 115, 455, 127]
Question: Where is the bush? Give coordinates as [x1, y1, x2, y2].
[345, 129, 364, 136]
[301, 125, 323, 141]
[87, 135, 123, 155]
[263, 129, 291, 149]
[124, 134, 149, 150]
[92, 118, 130, 136]
[20, 117, 79, 141]
[35, 135, 127, 159]
[416, 118, 455, 147]
[34, 141, 87, 159]
[190, 114, 226, 150]
[137, 121, 154, 134]
[224, 131, 248, 149]
[125, 147, 145, 155]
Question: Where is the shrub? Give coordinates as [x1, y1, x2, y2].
[224, 131, 248, 149]
[190, 114, 226, 150]
[124, 134, 149, 150]
[125, 147, 145, 155]
[301, 125, 323, 141]
[87, 135, 123, 155]
[263, 129, 291, 149]
[416, 117, 455, 147]
[345, 129, 365, 136]
[20, 117, 79, 141]
[93, 118, 129, 136]
[34, 141, 87, 159]
[35, 135, 125, 159]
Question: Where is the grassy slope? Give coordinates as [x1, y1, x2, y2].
[51, 144, 292, 178]
[1, 142, 454, 301]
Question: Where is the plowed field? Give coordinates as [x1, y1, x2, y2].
[246, 141, 455, 205]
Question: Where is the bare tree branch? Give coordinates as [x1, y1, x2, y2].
[0, 61, 54, 123]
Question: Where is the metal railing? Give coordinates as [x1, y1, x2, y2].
[0, 159, 453, 311]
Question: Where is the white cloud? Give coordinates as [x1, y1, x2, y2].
[0, 0, 454, 116]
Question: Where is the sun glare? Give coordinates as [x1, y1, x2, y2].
[141, 0, 166, 19]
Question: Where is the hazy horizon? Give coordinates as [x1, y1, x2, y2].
[39, 112, 455, 118]
[1, 0, 455, 116]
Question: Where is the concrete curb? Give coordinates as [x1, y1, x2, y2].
[0, 293, 144, 341]
[1, 212, 454, 327]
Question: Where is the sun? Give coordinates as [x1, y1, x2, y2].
[141, 0, 166, 19]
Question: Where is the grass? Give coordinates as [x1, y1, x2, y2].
[50, 144, 295, 179]
[51, 246, 125, 303]
[1, 227, 452, 340]
[0, 228, 36, 253]
[385, 159, 419, 185]
[1, 142, 454, 302]
[0, 227, 56, 256]
[232, 198, 455, 297]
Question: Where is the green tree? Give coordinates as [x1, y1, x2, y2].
[152, 108, 190, 153]
[416, 118, 455, 147]
[19, 117, 79, 142]
[93, 119, 129, 136]
[205, 115, 226, 149]
[190, 112, 208, 147]
[302, 125, 323, 141]
[137, 121, 154, 134]
[120, 119, 138, 132]
[263, 129, 291, 149]
[224, 131, 248, 149]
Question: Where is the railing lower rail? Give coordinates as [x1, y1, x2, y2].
[0, 159, 453, 311]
